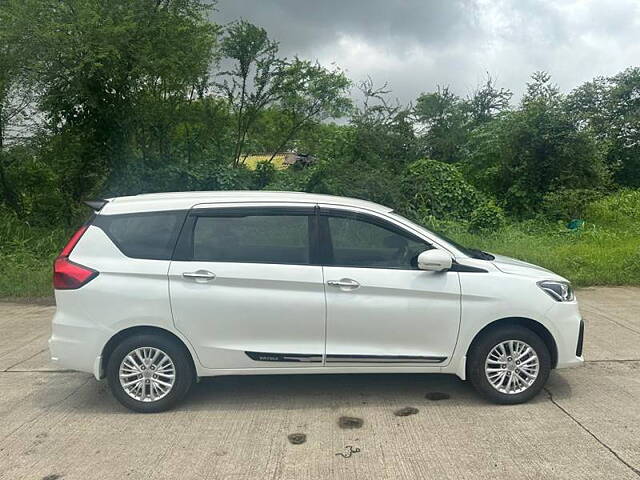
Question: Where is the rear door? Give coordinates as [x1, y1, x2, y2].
[168, 204, 326, 369]
[320, 206, 461, 366]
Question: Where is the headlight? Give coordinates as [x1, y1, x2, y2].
[537, 280, 575, 302]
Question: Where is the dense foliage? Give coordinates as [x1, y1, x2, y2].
[0, 0, 639, 295]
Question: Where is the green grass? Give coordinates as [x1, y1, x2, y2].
[442, 189, 640, 286]
[0, 214, 71, 298]
[1, 190, 639, 297]
[447, 222, 640, 286]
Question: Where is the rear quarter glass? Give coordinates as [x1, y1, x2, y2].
[92, 210, 187, 260]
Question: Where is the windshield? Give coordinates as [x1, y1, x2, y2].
[388, 213, 495, 260]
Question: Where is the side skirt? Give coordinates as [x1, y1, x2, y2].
[245, 351, 322, 363]
[245, 351, 446, 364]
[326, 354, 447, 364]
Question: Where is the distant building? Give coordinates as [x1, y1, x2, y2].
[283, 152, 316, 167]
[243, 154, 286, 170]
[243, 152, 316, 170]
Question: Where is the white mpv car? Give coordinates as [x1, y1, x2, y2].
[49, 191, 584, 412]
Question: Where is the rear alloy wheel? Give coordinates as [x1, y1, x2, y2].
[107, 334, 194, 413]
[468, 326, 550, 404]
[119, 347, 176, 402]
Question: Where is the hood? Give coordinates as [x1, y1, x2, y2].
[490, 253, 568, 282]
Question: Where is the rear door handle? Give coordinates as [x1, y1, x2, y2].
[182, 270, 216, 281]
[327, 278, 360, 289]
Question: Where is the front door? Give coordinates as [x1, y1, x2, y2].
[169, 205, 326, 369]
[320, 207, 461, 366]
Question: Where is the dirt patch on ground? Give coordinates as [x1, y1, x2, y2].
[338, 416, 364, 429]
[425, 392, 450, 401]
[287, 433, 306, 445]
[394, 406, 419, 416]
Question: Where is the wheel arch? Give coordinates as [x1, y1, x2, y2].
[99, 325, 198, 380]
[466, 317, 558, 371]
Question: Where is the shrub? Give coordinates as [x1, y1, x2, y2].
[468, 201, 506, 233]
[402, 158, 483, 220]
[585, 189, 640, 229]
[253, 160, 278, 189]
[541, 188, 604, 221]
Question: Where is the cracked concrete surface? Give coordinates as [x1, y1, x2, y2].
[0, 287, 639, 479]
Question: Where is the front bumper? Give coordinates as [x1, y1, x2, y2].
[576, 319, 585, 357]
[544, 301, 584, 369]
[557, 318, 585, 369]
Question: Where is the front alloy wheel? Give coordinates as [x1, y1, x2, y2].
[468, 326, 551, 404]
[485, 340, 540, 394]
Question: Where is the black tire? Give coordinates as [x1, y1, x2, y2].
[106, 333, 194, 413]
[468, 326, 551, 405]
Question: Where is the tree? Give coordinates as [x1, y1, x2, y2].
[468, 75, 512, 125]
[465, 72, 609, 216]
[0, 0, 43, 215]
[216, 20, 284, 166]
[414, 86, 468, 163]
[217, 23, 351, 166]
[277, 79, 419, 210]
[414, 76, 511, 164]
[6, 0, 218, 211]
[350, 78, 419, 171]
[266, 58, 351, 162]
[567, 67, 640, 186]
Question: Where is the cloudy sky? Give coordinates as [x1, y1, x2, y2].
[214, 0, 640, 103]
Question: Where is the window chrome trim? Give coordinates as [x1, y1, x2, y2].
[317, 203, 460, 257]
[183, 201, 462, 261]
[172, 203, 318, 265]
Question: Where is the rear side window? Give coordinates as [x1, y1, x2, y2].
[94, 211, 186, 260]
[178, 212, 313, 265]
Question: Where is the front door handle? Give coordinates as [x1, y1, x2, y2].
[182, 270, 216, 281]
[327, 278, 360, 289]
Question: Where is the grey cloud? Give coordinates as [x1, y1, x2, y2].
[212, 0, 640, 104]
[214, 0, 479, 54]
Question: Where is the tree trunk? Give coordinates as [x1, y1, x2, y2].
[267, 119, 307, 163]
[0, 126, 21, 215]
[233, 76, 248, 167]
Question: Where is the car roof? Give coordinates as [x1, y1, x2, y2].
[100, 191, 393, 215]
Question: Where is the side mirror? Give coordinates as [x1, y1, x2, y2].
[417, 249, 452, 272]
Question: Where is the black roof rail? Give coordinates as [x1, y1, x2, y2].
[84, 199, 108, 212]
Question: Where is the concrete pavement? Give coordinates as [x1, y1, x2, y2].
[0, 288, 639, 479]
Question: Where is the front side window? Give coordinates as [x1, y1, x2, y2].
[325, 213, 430, 269]
[190, 213, 312, 265]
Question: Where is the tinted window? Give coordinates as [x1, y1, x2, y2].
[191, 214, 311, 265]
[326, 214, 430, 269]
[94, 211, 185, 260]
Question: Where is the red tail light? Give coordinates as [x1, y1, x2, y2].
[53, 225, 98, 290]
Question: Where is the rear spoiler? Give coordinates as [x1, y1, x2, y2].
[84, 199, 108, 212]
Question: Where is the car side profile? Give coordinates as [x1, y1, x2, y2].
[49, 191, 584, 412]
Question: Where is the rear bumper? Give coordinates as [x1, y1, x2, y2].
[49, 309, 105, 378]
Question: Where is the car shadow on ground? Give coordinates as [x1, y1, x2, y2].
[66, 370, 574, 414]
[180, 371, 568, 412]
